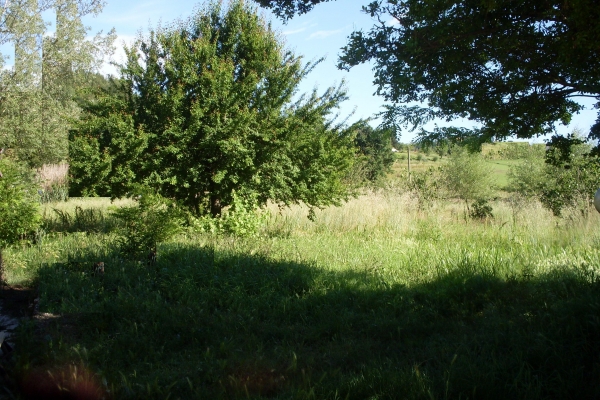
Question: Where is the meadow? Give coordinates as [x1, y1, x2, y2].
[3, 185, 600, 399]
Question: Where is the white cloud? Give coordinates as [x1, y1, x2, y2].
[386, 17, 400, 26]
[283, 27, 307, 36]
[99, 34, 137, 76]
[308, 29, 343, 40]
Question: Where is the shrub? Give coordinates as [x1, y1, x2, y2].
[469, 199, 493, 220]
[112, 186, 184, 259]
[190, 191, 267, 237]
[442, 148, 494, 215]
[0, 158, 41, 271]
[509, 132, 600, 217]
[408, 166, 445, 209]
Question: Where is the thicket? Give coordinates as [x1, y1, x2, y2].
[509, 133, 600, 216]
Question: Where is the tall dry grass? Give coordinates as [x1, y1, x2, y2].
[36, 163, 70, 203]
[36, 163, 69, 192]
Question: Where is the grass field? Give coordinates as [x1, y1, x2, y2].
[391, 152, 519, 190]
[3, 191, 600, 399]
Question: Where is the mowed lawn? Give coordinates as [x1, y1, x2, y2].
[5, 193, 600, 399]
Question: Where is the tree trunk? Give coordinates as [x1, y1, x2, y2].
[407, 145, 411, 182]
[0, 247, 4, 287]
[210, 195, 222, 218]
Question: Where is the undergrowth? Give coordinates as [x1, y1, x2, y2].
[3, 193, 600, 399]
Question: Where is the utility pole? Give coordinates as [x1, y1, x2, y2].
[407, 143, 411, 182]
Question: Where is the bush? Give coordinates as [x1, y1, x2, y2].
[0, 158, 41, 245]
[0, 158, 41, 271]
[442, 148, 494, 214]
[112, 186, 184, 259]
[509, 132, 600, 217]
[469, 199, 493, 220]
[408, 166, 445, 209]
[190, 191, 267, 237]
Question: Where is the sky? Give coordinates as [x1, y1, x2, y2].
[5, 0, 599, 143]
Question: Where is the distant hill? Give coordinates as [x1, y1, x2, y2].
[481, 142, 545, 160]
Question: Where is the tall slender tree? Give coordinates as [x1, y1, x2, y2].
[0, 0, 114, 167]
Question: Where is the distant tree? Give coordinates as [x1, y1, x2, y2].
[259, 0, 600, 147]
[543, 132, 600, 216]
[353, 122, 395, 182]
[442, 148, 494, 215]
[70, 0, 356, 218]
[509, 130, 600, 216]
[0, 0, 114, 167]
[415, 126, 488, 154]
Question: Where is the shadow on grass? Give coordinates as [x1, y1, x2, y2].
[12, 242, 600, 399]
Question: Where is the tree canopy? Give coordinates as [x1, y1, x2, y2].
[258, 0, 600, 144]
[0, 0, 114, 167]
[70, 0, 357, 217]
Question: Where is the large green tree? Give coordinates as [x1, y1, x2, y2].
[70, 0, 356, 217]
[258, 0, 600, 144]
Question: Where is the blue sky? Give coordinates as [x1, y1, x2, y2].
[5, 0, 597, 142]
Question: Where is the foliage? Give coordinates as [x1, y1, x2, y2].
[545, 133, 589, 167]
[469, 199, 493, 220]
[414, 126, 488, 153]
[70, 0, 356, 218]
[509, 132, 600, 216]
[259, 0, 600, 147]
[407, 166, 444, 209]
[540, 158, 600, 217]
[190, 191, 267, 237]
[0, 0, 114, 167]
[508, 154, 547, 198]
[482, 142, 545, 160]
[111, 187, 184, 258]
[442, 149, 494, 213]
[353, 122, 395, 183]
[68, 99, 146, 197]
[0, 158, 41, 248]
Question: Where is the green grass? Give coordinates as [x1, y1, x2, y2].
[4, 194, 600, 399]
[485, 159, 520, 189]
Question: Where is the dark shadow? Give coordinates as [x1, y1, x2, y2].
[11, 242, 600, 399]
